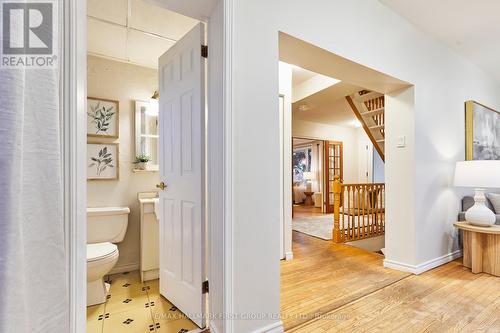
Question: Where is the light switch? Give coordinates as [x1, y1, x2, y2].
[397, 135, 406, 148]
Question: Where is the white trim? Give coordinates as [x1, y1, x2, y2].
[249, 321, 284, 333]
[108, 262, 140, 275]
[209, 323, 221, 333]
[284, 251, 294, 261]
[223, 0, 234, 332]
[66, 1, 233, 332]
[384, 250, 462, 275]
[64, 0, 87, 332]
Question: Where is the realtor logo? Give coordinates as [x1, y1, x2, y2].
[1, 0, 57, 68]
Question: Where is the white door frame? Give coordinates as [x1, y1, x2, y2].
[62, 0, 234, 332]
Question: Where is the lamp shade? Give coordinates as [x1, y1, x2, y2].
[303, 171, 315, 180]
[454, 160, 500, 188]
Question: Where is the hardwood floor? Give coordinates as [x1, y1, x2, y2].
[281, 231, 410, 330]
[293, 205, 325, 218]
[282, 232, 500, 333]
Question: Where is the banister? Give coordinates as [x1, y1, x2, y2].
[332, 180, 385, 243]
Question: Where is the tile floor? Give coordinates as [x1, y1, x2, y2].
[87, 271, 199, 333]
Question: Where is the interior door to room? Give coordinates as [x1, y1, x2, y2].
[324, 141, 343, 213]
[158, 23, 206, 328]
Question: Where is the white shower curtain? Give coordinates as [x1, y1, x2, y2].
[0, 6, 69, 333]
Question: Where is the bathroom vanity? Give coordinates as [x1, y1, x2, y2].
[138, 192, 160, 282]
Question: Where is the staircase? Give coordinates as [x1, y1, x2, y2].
[346, 91, 385, 161]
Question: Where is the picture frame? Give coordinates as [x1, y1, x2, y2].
[465, 100, 500, 160]
[87, 143, 120, 180]
[87, 97, 120, 139]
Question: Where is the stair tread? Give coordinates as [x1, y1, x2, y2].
[353, 91, 383, 103]
[361, 107, 384, 116]
[369, 124, 385, 129]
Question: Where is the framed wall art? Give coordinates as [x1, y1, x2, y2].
[87, 143, 119, 180]
[465, 100, 500, 160]
[87, 97, 119, 138]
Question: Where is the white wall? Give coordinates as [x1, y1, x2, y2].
[292, 120, 363, 183]
[373, 148, 385, 183]
[87, 55, 160, 271]
[357, 128, 373, 183]
[229, 0, 500, 331]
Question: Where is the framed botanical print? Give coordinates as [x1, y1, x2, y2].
[87, 97, 119, 138]
[87, 143, 119, 180]
[465, 100, 500, 160]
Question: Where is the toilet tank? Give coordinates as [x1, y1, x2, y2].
[87, 207, 130, 244]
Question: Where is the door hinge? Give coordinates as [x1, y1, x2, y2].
[201, 45, 208, 58]
[202, 280, 209, 294]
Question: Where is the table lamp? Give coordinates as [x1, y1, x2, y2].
[303, 171, 315, 192]
[454, 160, 500, 226]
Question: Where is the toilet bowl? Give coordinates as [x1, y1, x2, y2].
[87, 207, 130, 306]
[87, 243, 119, 306]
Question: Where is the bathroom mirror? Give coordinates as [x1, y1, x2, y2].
[135, 100, 159, 170]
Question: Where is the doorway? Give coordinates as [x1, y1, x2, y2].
[73, 1, 224, 333]
[278, 32, 413, 330]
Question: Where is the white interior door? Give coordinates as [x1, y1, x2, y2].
[158, 23, 206, 328]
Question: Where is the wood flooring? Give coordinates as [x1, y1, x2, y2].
[282, 232, 500, 332]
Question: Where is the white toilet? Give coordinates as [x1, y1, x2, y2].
[87, 207, 130, 306]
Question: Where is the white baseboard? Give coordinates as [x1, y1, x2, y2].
[108, 262, 140, 275]
[285, 251, 293, 261]
[384, 250, 462, 275]
[250, 321, 284, 333]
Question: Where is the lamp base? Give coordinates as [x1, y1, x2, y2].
[465, 188, 495, 227]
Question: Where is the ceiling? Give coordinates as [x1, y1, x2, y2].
[380, 0, 500, 83]
[147, 0, 220, 21]
[292, 80, 363, 128]
[293, 138, 317, 146]
[87, 0, 199, 68]
[292, 66, 317, 86]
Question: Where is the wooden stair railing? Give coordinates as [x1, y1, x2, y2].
[332, 175, 385, 243]
[346, 90, 385, 161]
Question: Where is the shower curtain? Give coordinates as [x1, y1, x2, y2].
[0, 4, 69, 332]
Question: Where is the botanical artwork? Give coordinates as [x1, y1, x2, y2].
[87, 143, 119, 180]
[87, 97, 119, 138]
[466, 101, 500, 160]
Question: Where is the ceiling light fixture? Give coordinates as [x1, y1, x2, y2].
[298, 104, 309, 112]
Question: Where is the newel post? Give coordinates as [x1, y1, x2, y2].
[332, 175, 342, 243]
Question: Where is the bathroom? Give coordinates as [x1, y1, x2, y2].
[85, 1, 201, 332]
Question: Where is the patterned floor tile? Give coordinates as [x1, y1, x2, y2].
[88, 270, 199, 333]
[105, 292, 151, 315]
[102, 307, 155, 333]
[144, 279, 159, 295]
[86, 319, 103, 333]
[153, 317, 198, 333]
[149, 295, 187, 323]
[107, 271, 147, 297]
[87, 303, 105, 322]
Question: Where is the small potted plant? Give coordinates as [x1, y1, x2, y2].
[134, 154, 150, 170]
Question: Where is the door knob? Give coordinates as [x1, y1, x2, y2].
[156, 182, 167, 190]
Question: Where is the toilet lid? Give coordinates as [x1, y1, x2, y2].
[87, 242, 118, 262]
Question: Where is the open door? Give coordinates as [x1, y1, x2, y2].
[324, 141, 343, 213]
[157, 23, 206, 328]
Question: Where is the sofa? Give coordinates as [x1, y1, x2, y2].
[458, 196, 500, 225]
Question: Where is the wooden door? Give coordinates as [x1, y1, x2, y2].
[324, 141, 343, 213]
